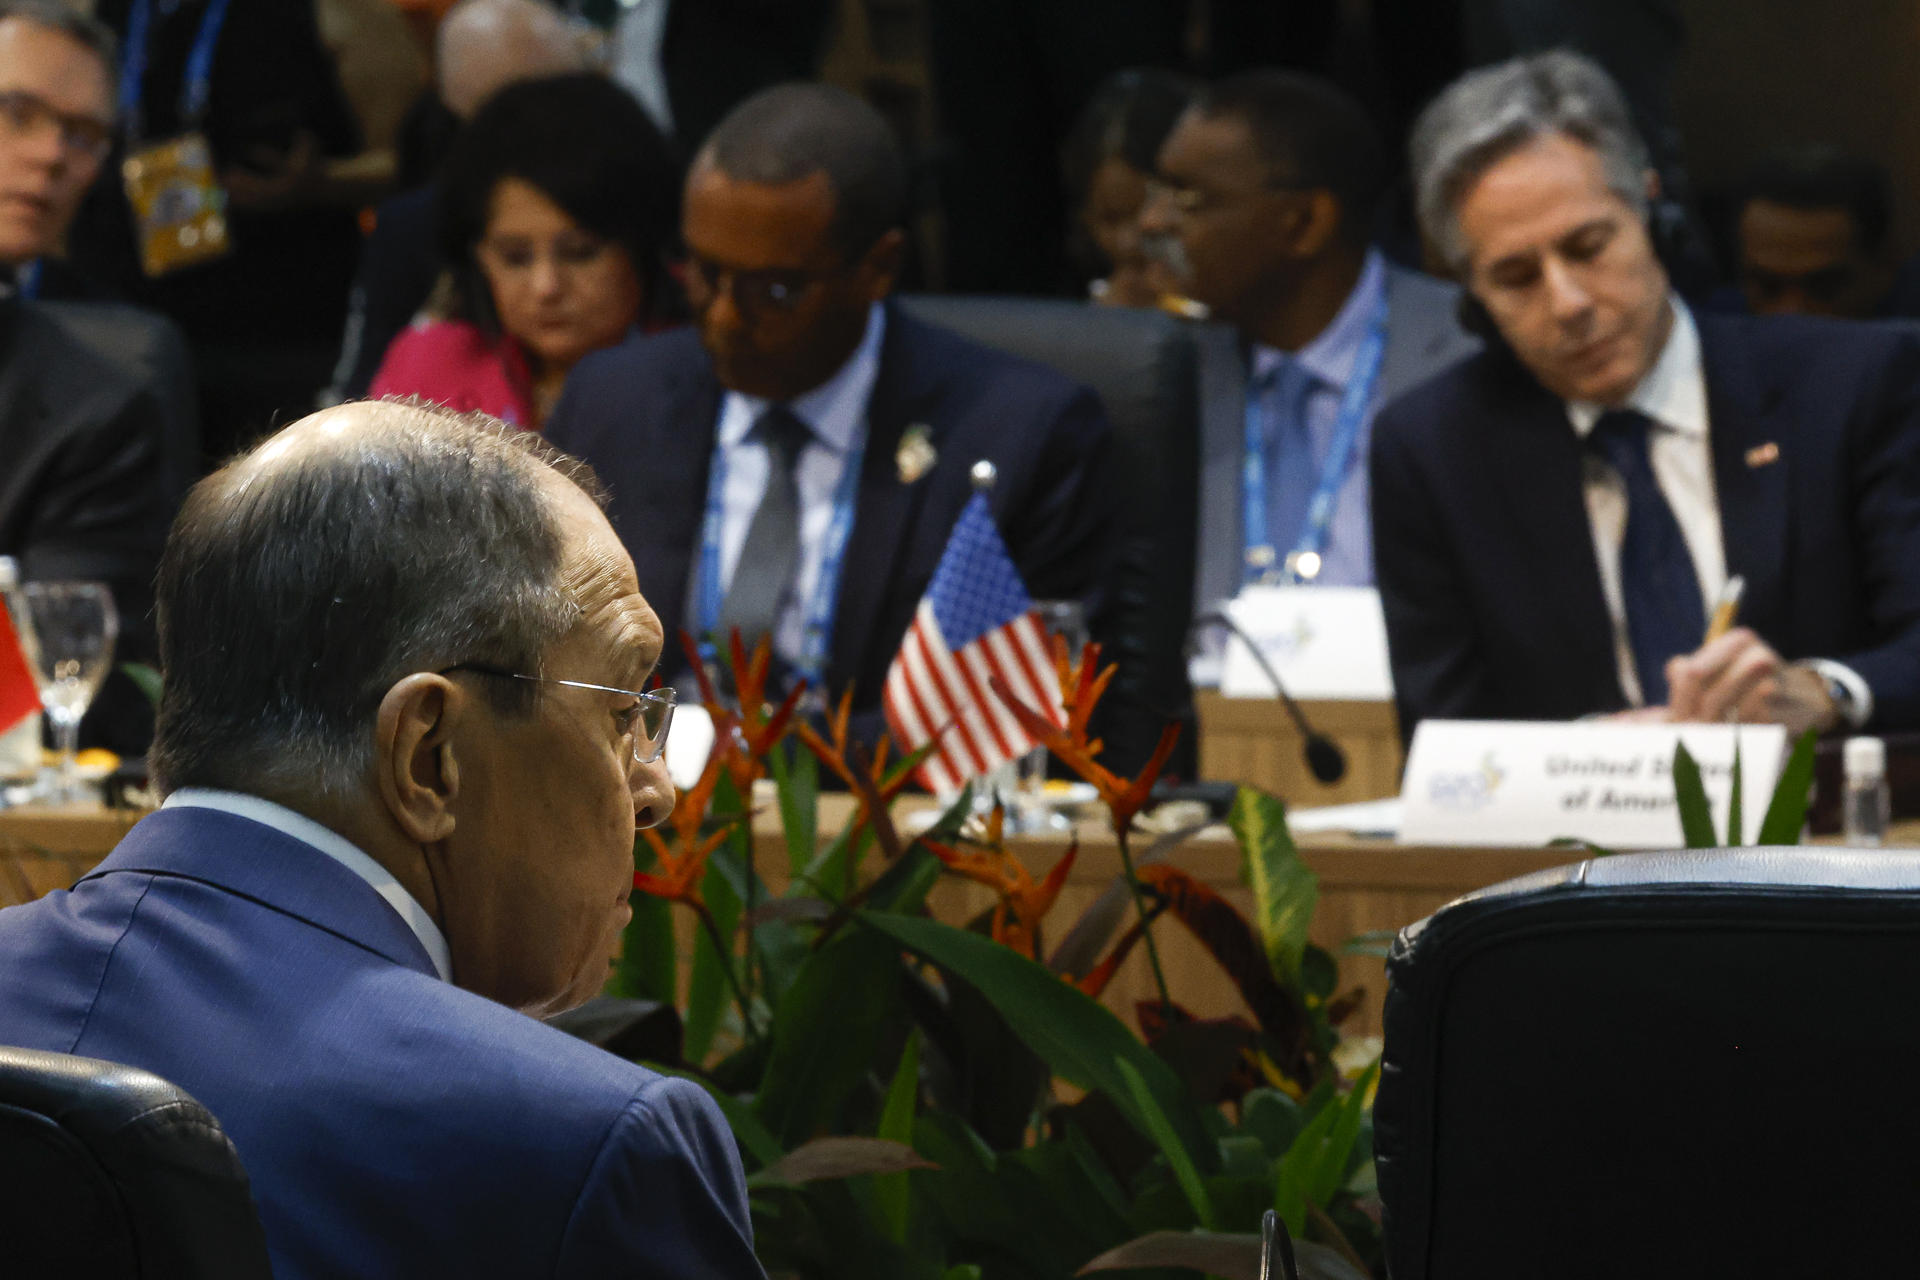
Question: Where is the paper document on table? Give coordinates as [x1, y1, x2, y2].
[1285, 798, 1403, 836]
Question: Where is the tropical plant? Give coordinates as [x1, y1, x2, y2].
[592, 630, 1382, 1280]
[1669, 729, 1819, 849]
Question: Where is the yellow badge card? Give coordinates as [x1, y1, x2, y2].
[122, 133, 230, 277]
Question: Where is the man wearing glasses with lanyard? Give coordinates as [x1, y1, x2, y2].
[1141, 71, 1477, 613]
[549, 83, 1119, 736]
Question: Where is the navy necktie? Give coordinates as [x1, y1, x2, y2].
[1585, 408, 1705, 706]
[1259, 358, 1319, 556]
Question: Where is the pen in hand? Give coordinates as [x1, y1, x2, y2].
[1703, 575, 1746, 645]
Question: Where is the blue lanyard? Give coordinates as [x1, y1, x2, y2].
[1242, 292, 1390, 585]
[120, 0, 233, 143]
[14, 259, 38, 301]
[694, 416, 867, 686]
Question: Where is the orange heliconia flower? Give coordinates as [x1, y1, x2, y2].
[680, 628, 807, 792]
[633, 745, 738, 904]
[794, 686, 917, 835]
[924, 808, 1077, 960]
[991, 637, 1181, 832]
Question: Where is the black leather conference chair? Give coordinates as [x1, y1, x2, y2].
[0, 1045, 272, 1278]
[1375, 847, 1920, 1279]
[897, 296, 1200, 776]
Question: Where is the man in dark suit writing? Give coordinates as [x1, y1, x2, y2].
[1371, 51, 1920, 739]
[0, 402, 762, 1278]
[546, 82, 1117, 720]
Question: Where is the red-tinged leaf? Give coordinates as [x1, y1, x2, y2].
[1135, 997, 1195, 1043]
[746, 1136, 937, 1188]
[1074, 904, 1163, 998]
[1136, 864, 1311, 1064]
[1324, 986, 1366, 1028]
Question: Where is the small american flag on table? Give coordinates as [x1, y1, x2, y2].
[883, 493, 1066, 795]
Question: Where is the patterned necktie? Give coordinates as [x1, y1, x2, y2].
[717, 405, 810, 646]
[1260, 358, 1320, 558]
[1586, 408, 1705, 705]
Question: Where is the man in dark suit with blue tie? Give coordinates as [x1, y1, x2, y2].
[545, 83, 1117, 719]
[0, 402, 762, 1278]
[1371, 51, 1920, 740]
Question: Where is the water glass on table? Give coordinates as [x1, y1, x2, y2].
[22, 581, 118, 806]
[1003, 599, 1087, 833]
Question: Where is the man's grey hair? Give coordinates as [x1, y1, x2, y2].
[1411, 50, 1651, 274]
[150, 401, 608, 798]
[0, 1, 116, 69]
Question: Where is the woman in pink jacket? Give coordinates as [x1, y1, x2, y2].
[372, 74, 679, 428]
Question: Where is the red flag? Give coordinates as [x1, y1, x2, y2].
[0, 605, 38, 732]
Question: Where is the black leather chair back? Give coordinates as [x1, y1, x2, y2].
[897, 295, 1200, 774]
[0, 1045, 272, 1278]
[1376, 848, 1920, 1279]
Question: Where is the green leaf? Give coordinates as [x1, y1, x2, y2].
[1117, 1057, 1216, 1229]
[753, 926, 902, 1147]
[1727, 738, 1745, 848]
[1758, 728, 1820, 846]
[875, 1030, 922, 1244]
[768, 740, 819, 876]
[1273, 1063, 1377, 1236]
[941, 1268, 983, 1280]
[118, 660, 162, 708]
[1670, 741, 1719, 848]
[1303, 1062, 1376, 1206]
[1229, 788, 1317, 983]
[684, 854, 743, 1064]
[862, 845, 942, 917]
[859, 911, 1218, 1177]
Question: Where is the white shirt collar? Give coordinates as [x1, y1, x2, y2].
[1568, 296, 1707, 439]
[1250, 249, 1387, 389]
[718, 301, 887, 454]
[162, 788, 453, 982]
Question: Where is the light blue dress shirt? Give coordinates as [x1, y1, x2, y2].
[1246, 250, 1387, 587]
[710, 302, 886, 668]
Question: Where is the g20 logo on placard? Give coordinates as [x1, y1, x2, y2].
[1426, 752, 1507, 811]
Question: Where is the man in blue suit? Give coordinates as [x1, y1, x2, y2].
[0, 401, 763, 1278]
[1372, 52, 1920, 741]
[546, 83, 1118, 719]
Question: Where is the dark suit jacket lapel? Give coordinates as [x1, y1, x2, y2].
[826, 305, 938, 694]
[1697, 316, 1790, 640]
[632, 360, 722, 652]
[1487, 366, 1622, 705]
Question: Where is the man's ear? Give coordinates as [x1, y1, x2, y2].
[859, 227, 908, 301]
[374, 673, 465, 844]
[1284, 190, 1345, 259]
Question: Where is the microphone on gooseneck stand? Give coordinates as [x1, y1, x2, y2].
[1189, 609, 1347, 785]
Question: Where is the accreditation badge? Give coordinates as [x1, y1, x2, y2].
[121, 133, 230, 277]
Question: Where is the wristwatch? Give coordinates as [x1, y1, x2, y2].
[1824, 673, 1860, 726]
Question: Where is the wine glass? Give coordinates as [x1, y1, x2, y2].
[22, 582, 118, 806]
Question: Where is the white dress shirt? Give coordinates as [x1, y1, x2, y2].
[1567, 297, 1869, 721]
[711, 301, 886, 668]
[163, 788, 453, 981]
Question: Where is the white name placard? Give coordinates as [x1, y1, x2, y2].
[1399, 720, 1790, 849]
[1218, 586, 1393, 700]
